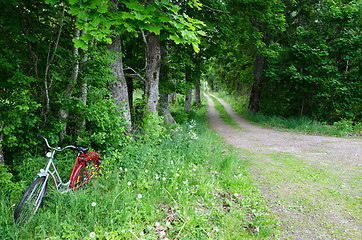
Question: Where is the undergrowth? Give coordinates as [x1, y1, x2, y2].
[0, 104, 278, 239]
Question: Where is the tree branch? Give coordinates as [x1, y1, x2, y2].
[124, 66, 146, 83]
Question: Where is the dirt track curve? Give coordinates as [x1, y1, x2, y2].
[204, 89, 362, 239]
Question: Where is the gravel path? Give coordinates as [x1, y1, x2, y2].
[204, 89, 362, 239]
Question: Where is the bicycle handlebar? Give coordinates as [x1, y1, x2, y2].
[37, 135, 76, 152]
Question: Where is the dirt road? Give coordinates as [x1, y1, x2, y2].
[204, 90, 362, 239]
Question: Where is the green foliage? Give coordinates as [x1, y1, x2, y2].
[57, 0, 205, 52]
[0, 107, 278, 239]
[78, 96, 130, 151]
[0, 166, 24, 201]
[141, 112, 167, 142]
[261, 0, 361, 122]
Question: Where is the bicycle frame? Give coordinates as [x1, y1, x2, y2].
[35, 136, 99, 193]
[37, 149, 73, 193]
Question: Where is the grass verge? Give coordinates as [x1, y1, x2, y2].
[0, 105, 278, 239]
[242, 149, 361, 239]
[207, 94, 241, 130]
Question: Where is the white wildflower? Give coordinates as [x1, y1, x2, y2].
[89, 232, 96, 238]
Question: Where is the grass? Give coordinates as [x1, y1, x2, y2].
[0, 105, 278, 239]
[243, 150, 361, 239]
[207, 94, 242, 130]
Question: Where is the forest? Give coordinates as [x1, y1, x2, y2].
[0, 0, 361, 238]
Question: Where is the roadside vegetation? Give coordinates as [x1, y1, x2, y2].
[212, 91, 362, 137]
[0, 99, 278, 240]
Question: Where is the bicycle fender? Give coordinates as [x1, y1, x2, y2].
[37, 169, 47, 177]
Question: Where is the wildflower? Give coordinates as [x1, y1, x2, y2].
[89, 232, 96, 238]
[119, 167, 123, 171]
[159, 231, 166, 237]
[124, 168, 128, 172]
[213, 227, 220, 232]
[91, 202, 96, 207]
[162, 177, 166, 181]
[155, 174, 159, 180]
[137, 194, 142, 199]
[145, 169, 148, 173]
[171, 160, 174, 165]
[175, 173, 179, 177]
[193, 168, 196, 172]
[127, 181, 131, 186]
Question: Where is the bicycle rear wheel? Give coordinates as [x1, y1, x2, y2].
[71, 159, 100, 189]
[14, 176, 48, 225]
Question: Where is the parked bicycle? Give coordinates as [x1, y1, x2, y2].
[14, 136, 101, 225]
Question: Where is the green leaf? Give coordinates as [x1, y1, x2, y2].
[150, 25, 163, 35]
[72, 39, 88, 50]
[97, 4, 109, 13]
[125, 0, 144, 11]
[170, 34, 186, 44]
[45, 0, 61, 4]
[69, 0, 79, 5]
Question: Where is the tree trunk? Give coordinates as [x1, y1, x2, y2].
[144, 32, 161, 113]
[159, 93, 176, 124]
[107, 36, 132, 129]
[184, 89, 193, 112]
[171, 80, 177, 103]
[248, 55, 264, 113]
[127, 76, 134, 111]
[194, 79, 201, 105]
[59, 24, 80, 141]
[0, 121, 4, 165]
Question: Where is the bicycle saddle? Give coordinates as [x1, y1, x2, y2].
[75, 145, 89, 154]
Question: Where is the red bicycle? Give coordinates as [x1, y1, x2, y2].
[14, 136, 101, 225]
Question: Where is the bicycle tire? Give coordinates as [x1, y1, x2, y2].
[14, 176, 48, 225]
[71, 159, 100, 189]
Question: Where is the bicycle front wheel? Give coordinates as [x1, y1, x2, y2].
[14, 176, 48, 225]
[71, 159, 100, 189]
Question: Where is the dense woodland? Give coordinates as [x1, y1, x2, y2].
[0, 0, 361, 187]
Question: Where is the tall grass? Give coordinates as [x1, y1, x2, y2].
[0, 104, 278, 239]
